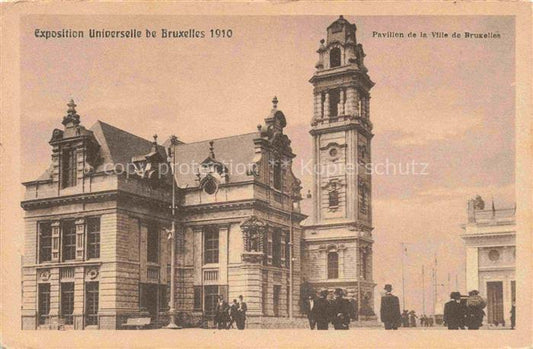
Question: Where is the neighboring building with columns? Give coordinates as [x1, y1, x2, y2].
[301, 16, 377, 317]
[461, 196, 516, 326]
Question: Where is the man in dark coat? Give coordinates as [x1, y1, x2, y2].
[304, 295, 317, 329]
[215, 295, 229, 329]
[380, 284, 401, 330]
[227, 299, 238, 329]
[443, 292, 466, 330]
[236, 295, 247, 330]
[313, 290, 331, 330]
[331, 288, 351, 330]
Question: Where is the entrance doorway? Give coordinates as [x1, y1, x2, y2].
[487, 281, 504, 325]
[273, 285, 281, 317]
[140, 283, 159, 320]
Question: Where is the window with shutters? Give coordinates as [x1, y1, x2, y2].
[39, 222, 52, 263]
[85, 282, 99, 326]
[62, 220, 76, 261]
[87, 217, 100, 259]
[272, 229, 282, 267]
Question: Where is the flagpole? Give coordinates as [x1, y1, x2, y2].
[422, 265, 425, 315]
[401, 242, 406, 310]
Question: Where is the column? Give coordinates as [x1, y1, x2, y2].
[339, 89, 345, 116]
[338, 246, 346, 279]
[324, 92, 330, 119]
[465, 246, 479, 292]
[219, 225, 229, 285]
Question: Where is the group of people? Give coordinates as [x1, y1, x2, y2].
[380, 284, 496, 330]
[303, 288, 356, 330]
[443, 290, 487, 330]
[213, 295, 247, 330]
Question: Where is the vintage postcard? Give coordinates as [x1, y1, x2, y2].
[1, 2, 531, 348]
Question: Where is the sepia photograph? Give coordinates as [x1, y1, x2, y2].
[1, 2, 531, 348]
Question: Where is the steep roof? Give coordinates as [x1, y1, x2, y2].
[90, 120, 167, 171]
[169, 132, 259, 187]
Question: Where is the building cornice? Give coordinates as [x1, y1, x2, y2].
[20, 189, 172, 211]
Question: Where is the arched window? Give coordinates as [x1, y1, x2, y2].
[327, 252, 339, 279]
[330, 47, 341, 68]
[329, 190, 339, 207]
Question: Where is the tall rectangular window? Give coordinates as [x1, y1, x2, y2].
[273, 159, 282, 190]
[62, 220, 76, 261]
[38, 283, 51, 325]
[272, 229, 282, 267]
[39, 222, 52, 263]
[204, 285, 218, 316]
[147, 222, 159, 263]
[60, 282, 74, 325]
[286, 286, 290, 316]
[266, 231, 273, 265]
[61, 148, 77, 188]
[85, 282, 99, 326]
[87, 217, 100, 259]
[203, 226, 219, 264]
[193, 286, 203, 312]
[327, 252, 339, 279]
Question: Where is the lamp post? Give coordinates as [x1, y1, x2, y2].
[166, 135, 180, 329]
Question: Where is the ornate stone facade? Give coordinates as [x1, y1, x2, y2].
[302, 16, 377, 318]
[461, 196, 516, 326]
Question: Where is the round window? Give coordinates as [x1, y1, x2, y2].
[488, 249, 500, 261]
[203, 177, 218, 195]
[329, 148, 338, 157]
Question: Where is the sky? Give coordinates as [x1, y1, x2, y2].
[20, 15, 515, 315]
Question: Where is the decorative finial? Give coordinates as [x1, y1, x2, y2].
[320, 39, 325, 44]
[153, 134, 158, 144]
[209, 140, 215, 159]
[67, 99, 77, 114]
[339, 15, 344, 19]
[62, 98, 81, 127]
[272, 96, 278, 109]
[170, 135, 179, 146]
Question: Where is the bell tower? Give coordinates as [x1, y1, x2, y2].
[303, 16, 376, 317]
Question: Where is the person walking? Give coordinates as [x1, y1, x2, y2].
[380, 284, 401, 330]
[304, 295, 317, 329]
[443, 292, 466, 330]
[401, 310, 409, 327]
[236, 295, 247, 330]
[465, 290, 486, 330]
[227, 299, 238, 329]
[314, 290, 331, 330]
[331, 288, 351, 330]
[409, 310, 418, 327]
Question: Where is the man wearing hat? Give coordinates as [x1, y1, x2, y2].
[331, 288, 351, 330]
[380, 284, 401, 330]
[314, 289, 331, 330]
[443, 292, 466, 330]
